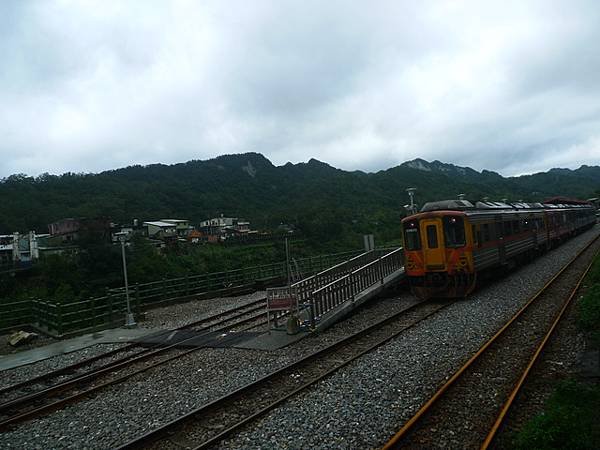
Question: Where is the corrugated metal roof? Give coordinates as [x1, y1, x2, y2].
[144, 221, 177, 228]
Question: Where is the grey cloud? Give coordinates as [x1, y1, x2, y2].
[0, 1, 599, 178]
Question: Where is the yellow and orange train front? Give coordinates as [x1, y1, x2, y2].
[402, 212, 475, 298]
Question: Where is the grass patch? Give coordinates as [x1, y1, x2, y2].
[512, 380, 600, 449]
[578, 253, 600, 349]
[578, 284, 600, 349]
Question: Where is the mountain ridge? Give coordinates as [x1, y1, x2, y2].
[0, 153, 598, 235]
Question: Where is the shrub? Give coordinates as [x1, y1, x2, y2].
[513, 380, 600, 449]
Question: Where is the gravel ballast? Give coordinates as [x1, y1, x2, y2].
[0, 227, 597, 449]
[0, 293, 417, 449]
[0, 343, 129, 391]
[0, 291, 267, 391]
[217, 227, 600, 450]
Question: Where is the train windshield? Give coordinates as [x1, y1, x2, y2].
[443, 216, 466, 247]
[403, 220, 421, 250]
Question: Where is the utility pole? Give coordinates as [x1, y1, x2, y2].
[285, 237, 291, 288]
[284, 237, 300, 334]
[119, 234, 136, 328]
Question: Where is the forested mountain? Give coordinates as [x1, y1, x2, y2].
[1, 153, 599, 237]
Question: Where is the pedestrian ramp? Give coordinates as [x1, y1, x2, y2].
[267, 247, 405, 333]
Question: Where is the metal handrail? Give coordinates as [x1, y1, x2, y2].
[308, 247, 404, 328]
[290, 249, 390, 304]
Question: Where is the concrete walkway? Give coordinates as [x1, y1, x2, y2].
[0, 327, 162, 371]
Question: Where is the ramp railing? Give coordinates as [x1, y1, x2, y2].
[290, 248, 393, 305]
[308, 247, 404, 328]
[265, 249, 380, 326]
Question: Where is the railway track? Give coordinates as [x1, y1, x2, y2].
[0, 297, 269, 430]
[383, 234, 600, 449]
[115, 298, 451, 450]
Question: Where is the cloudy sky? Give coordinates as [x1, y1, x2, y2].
[1, 0, 599, 178]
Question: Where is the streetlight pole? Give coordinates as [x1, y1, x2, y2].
[119, 235, 136, 328]
[406, 187, 417, 214]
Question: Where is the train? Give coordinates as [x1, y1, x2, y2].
[401, 198, 597, 299]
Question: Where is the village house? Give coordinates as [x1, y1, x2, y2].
[160, 219, 193, 237]
[143, 221, 178, 240]
[198, 216, 251, 241]
[48, 217, 111, 244]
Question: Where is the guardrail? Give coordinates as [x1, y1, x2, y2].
[0, 249, 362, 337]
[308, 247, 404, 328]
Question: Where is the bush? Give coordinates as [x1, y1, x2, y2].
[579, 285, 600, 328]
[513, 380, 600, 449]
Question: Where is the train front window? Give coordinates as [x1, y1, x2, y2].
[403, 221, 421, 250]
[443, 216, 465, 247]
[426, 225, 438, 248]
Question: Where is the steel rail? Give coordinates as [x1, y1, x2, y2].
[0, 344, 143, 396]
[480, 248, 599, 449]
[116, 299, 450, 450]
[382, 233, 600, 449]
[0, 299, 269, 428]
[0, 297, 266, 396]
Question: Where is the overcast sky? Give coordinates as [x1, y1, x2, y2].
[1, 0, 599, 178]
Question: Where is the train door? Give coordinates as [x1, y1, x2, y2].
[420, 219, 445, 269]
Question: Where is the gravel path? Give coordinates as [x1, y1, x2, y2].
[0, 227, 597, 449]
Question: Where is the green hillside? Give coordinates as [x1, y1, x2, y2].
[1, 153, 599, 241]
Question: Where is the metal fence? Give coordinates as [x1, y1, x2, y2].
[0, 249, 361, 337]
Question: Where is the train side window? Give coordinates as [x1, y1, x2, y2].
[482, 223, 491, 242]
[513, 220, 520, 234]
[471, 225, 481, 247]
[503, 221, 512, 236]
[426, 225, 438, 248]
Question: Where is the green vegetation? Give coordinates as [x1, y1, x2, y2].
[513, 381, 600, 450]
[0, 236, 347, 303]
[513, 254, 600, 449]
[1, 153, 599, 236]
[578, 255, 600, 349]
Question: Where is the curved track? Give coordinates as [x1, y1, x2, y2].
[383, 234, 600, 449]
